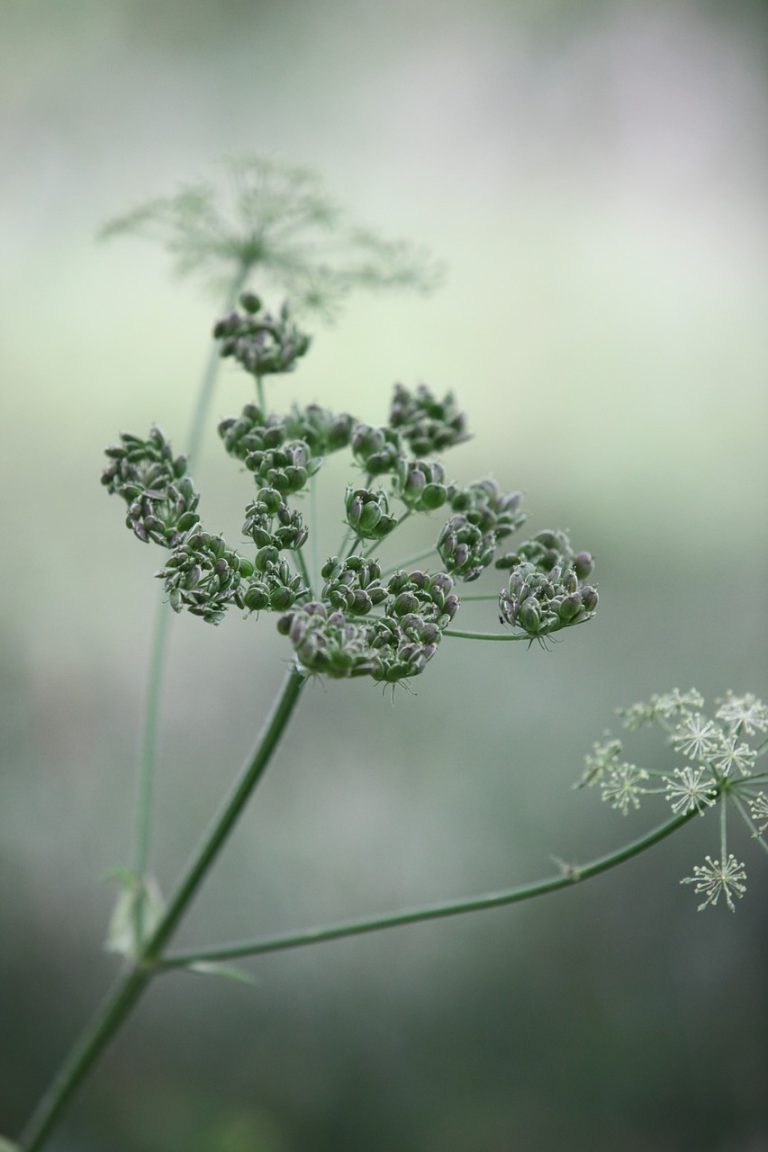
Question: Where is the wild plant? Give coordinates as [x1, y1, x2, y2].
[10, 159, 766, 1152]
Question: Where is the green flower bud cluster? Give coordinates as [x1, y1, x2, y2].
[278, 604, 380, 679]
[218, 404, 282, 462]
[214, 293, 311, 377]
[437, 480, 526, 582]
[321, 556, 388, 616]
[385, 569, 459, 628]
[242, 488, 308, 551]
[438, 517, 494, 581]
[102, 428, 200, 547]
[395, 458, 449, 512]
[278, 568, 456, 683]
[498, 556, 598, 641]
[496, 528, 593, 580]
[345, 487, 398, 541]
[241, 550, 307, 614]
[366, 569, 459, 683]
[450, 479, 526, 539]
[158, 531, 254, 624]
[283, 404, 355, 456]
[245, 441, 321, 496]
[351, 424, 403, 476]
[107, 324, 599, 672]
[218, 405, 320, 496]
[220, 402, 354, 467]
[389, 383, 469, 455]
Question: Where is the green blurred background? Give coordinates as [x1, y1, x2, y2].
[2, 1, 767, 1148]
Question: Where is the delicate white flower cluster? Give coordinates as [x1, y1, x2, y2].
[580, 689, 768, 912]
[681, 854, 747, 913]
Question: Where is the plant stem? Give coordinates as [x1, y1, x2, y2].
[132, 266, 250, 944]
[132, 593, 171, 946]
[295, 549, 314, 598]
[309, 475, 320, 592]
[381, 546, 437, 577]
[444, 628, 528, 642]
[19, 668, 305, 1152]
[160, 807, 698, 969]
[187, 265, 250, 467]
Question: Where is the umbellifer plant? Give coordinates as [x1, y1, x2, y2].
[12, 160, 767, 1151]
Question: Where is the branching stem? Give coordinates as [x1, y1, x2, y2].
[160, 807, 698, 969]
[19, 668, 305, 1152]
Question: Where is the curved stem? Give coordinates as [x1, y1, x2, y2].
[161, 807, 698, 969]
[19, 668, 305, 1151]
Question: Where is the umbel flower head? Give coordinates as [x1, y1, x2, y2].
[579, 688, 768, 912]
[104, 290, 600, 687]
[100, 156, 442, 315]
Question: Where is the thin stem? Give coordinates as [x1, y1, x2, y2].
[720, 794, 727, 859]
[132, 264, 251, 943]
[294, 549, 313, 598]
[18, 967, 151, 1152]
[444, 628, 528, 642]
[19, 668, 306, 1151]
[256, 374, 266, 413]
[132, 594, 171, 946]
[456, 593, 500, 602]
[362, 510, 411, 560]
[343, 534, 363, 561]
[381, 546, 437, 578]
[187, 265, 249, 468]
[143, 668, 305, 958]
[309, 475, 320, 592]
[161, 807, 698, 969]
[730, 792, 768, 855]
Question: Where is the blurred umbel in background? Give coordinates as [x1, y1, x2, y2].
[2, 1, 767, 1149]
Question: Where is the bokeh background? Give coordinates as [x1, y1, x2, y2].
[2, 1, 767, 1149]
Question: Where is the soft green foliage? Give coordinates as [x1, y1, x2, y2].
[100, 156, 443, 314]
[103, 294, 599, 682]
[579, 689, 768, 911]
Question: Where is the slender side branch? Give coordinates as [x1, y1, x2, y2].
[444, 628, 528, 642]
[161, 807, 698, 969]
[381, 546, 437, 577]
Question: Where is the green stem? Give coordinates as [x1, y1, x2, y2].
[161, 807, 698, 969]
[294, 549, 314, 599]
[456, 594, 499, 602]
[131, 266, 250, 946]
[444, 628, 528, 642]
[186, 265, 250, 467]
[381, 546, 437, 578]
[132, 594, 171, 947]
[19, 668, 305, 1151]
[309, 475, 320, 592]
